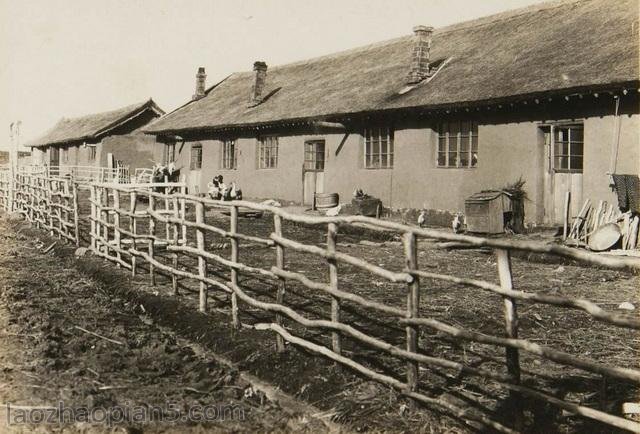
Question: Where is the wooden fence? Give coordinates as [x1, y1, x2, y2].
[19, 165, 131, 184]
[3, 172, 80, 245]
[0, 168, 10, 211]
[86, 182, 640, 434]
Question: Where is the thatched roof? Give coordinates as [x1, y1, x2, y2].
[27, 99, 165, 147]
[146, 0, 639, 135]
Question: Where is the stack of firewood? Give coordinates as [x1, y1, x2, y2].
[566, 199, 639, 250]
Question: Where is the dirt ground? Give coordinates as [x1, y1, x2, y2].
[0, 216, 335, 433]
[3, 194, 640, 433]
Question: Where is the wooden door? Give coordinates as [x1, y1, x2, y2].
[542, 124, 584, 224]
[302, 140, 325, 206]
[49, 147, 59, 166]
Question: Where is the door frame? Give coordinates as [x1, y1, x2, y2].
[539, 121, 585, 225]
[302, 139, 326, 206]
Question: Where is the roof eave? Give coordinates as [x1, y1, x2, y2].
[143, 80, 640, 136]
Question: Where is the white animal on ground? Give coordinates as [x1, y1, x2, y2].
[417, 210, 427, 228]
[452, 213, 463, 233]
[261, 199, 282, 207]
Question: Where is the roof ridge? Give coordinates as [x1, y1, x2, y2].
[228, 0, 586, 76]
[60, 99, 153, 122]
[435, 0, 587, 36]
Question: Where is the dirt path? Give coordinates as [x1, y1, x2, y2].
[0, 216, 329, 433]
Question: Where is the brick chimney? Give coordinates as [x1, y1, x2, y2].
[251, 61, 268, 103]
[193, 67, 206, 100]
[407, 25, 434, 85]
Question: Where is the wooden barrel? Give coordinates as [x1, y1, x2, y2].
[315, 193, 339, 209]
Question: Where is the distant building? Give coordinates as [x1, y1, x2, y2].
[145, 0, 638, 225]
[26, 99, 165, 172]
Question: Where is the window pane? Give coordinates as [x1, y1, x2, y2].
[371, 154, 379, 168]
[555, 141, 569, 156]
[438, 152, 446, 167]
[448, 151, 457, 167]
[554, 156, 568, 169]
[438, 136, 446, 153]
[460, 135, 469, 153]
[572, 142, 584, 157]
[449, 122, 460, 136]
[460, 121, 470, 136]
[570, 156, 583, 170]
[571, 127, 583, 142]
[372, 137, 380, 155]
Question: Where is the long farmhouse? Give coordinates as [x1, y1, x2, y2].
[145, 0, 639, 225]
[28, 99, 165, 174]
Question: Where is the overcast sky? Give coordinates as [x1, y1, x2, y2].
[0, 0, 543, 150]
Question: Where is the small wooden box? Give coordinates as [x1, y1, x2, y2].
[465, 191, 512, 234]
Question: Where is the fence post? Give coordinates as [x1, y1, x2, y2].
[48, 178, 54, 236]
[327, 222, 341, 355]
[563, 191, 571, 240]
[496, 248, 523, 430]
[130, 191, 137, 276]
[180, 177, 187, 245]
[164, 184, 171, 241]
[195, 201, 207, 312]
[171, 195, 180, 295]
[90, 186, 97, 252]
[56, 180, 63, 239]
[95, 187, 102, 252]
[148, 193, 156, 285]
[403, 231, 420, 392]
[113, 188, 122, 266]
[63, 180, 69, 239]
[273, 214, 286, 353]
[72, 182, 79, 246]
[230, 205, 240, 328]
[101, 185, 109, 254]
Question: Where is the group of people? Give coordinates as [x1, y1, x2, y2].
[208, 175, 242, 201]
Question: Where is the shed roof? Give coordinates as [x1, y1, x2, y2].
[466, 190, 513, 202]
[27, 99, 165, 148]
[146, 0, 639, 135]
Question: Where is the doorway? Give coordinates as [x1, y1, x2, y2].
[49, 147, 60, 176]
[541, 124, 584, 224]
[302, 140, 325, 206]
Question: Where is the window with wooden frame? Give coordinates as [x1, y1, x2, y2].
[61, 147, 68, 164]
[190, 143, 202, 170]
[258, 136, 278, 169]
[437, 121, 478, 168]
[88, 145, 96, 161]
[222, 139, 237, 169]
[553, 124, 583, 173]
[304, 140, 325, 171]
[164, 143, 176, 164]
[364, 127, 394, 169]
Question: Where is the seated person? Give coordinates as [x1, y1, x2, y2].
[208, 176, 222, 200]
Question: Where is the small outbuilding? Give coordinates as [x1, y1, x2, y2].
[465, 191, 512, 234]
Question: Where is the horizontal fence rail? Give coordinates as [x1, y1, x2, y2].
[1, 172, 640, 433]
[19, 165, 130, 184]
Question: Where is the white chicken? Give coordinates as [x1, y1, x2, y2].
[452, 213, 463, 233]
[417, 210, 427, 228]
